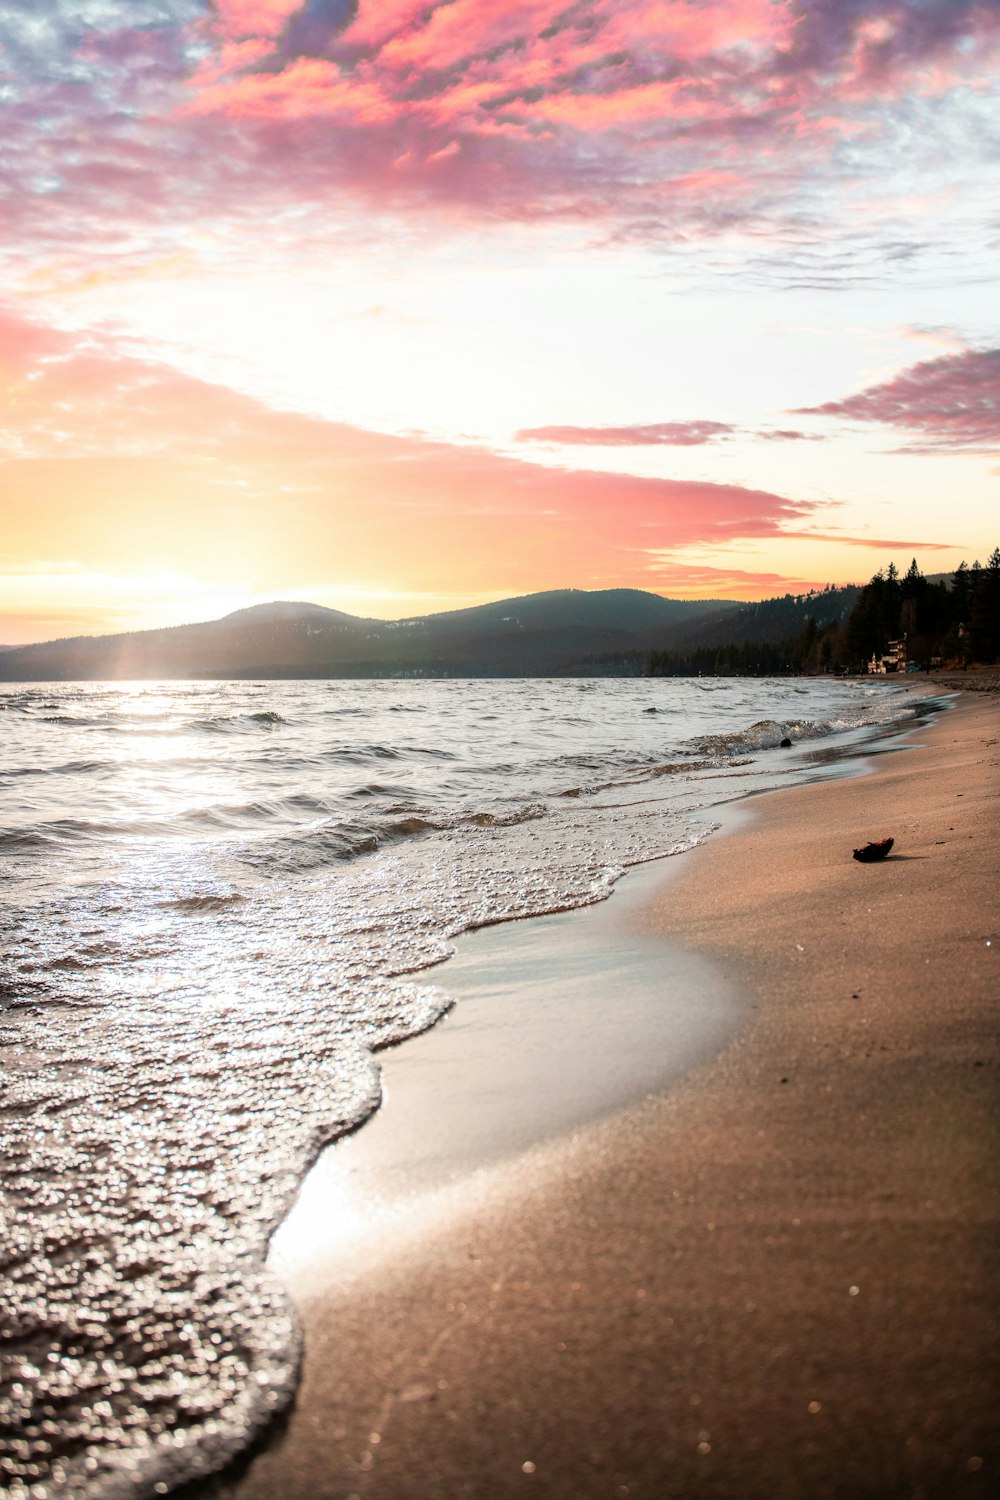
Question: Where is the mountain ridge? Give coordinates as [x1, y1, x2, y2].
[0, 588, 742, 680]
[0, 584, 869, 681]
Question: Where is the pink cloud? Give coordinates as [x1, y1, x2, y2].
[516, 421, 826, 446]
[169, 0, 1000, 245]
[190, 2, 1000, 147]
[780, 1, 1000, 100]
[1, 0, 997, 293]
[640, 560, 838, 598]
[788, 532, 952, 550]
[517, 421, 736, 447]
[188, 57, 400, 123]
[212, 1, 302, 43]
[796, 347, 1000, 451]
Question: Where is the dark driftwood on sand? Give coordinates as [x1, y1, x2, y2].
[852, 836, 894, 862]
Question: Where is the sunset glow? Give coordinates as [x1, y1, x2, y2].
[2, 0, 998, 644]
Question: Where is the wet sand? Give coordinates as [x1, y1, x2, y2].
[213, 691, 999, 1500]
[267, 853, 738, 1293]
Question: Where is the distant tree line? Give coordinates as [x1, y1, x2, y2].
[647, 550, 1000, 677]
[647, 630, 833, 678]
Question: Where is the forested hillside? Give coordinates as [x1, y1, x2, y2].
[648, 553, 1000, 676]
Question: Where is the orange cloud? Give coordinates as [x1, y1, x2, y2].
[0, 309, 840, 620]
[1, 307, 951, 643]
[212, 1, 301, 42]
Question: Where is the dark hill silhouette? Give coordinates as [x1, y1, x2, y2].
[645, 583, 863, 676]
[220, 601, 364, 626]
[651, 583, 861, 654]
[0, 589, 739, 681]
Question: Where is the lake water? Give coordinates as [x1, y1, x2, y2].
[0, 676, 936, 1498]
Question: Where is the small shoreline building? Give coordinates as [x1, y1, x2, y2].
[868, 635, 907, 674]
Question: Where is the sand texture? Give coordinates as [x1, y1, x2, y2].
[209, 693, 999, 1500]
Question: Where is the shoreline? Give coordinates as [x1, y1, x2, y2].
[266, 851, 740, 1297]
[207, 688, 998, 1500]
[265, 686, 943, 1299]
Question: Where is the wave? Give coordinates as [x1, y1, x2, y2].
[241, 796, 548, 874]
[0, 818, 170, 851]
[159, 892, 248, 914]
[198, 710, 288, 732]
[242, 819, 383, 872]
[460, 803, 546, 828]
[0, 794, 343, 851]
[171, 793, 358, 833]
[559, 759, 708, 799]
[0, 758, 110, 781]
[344, 780, 419, 801]
[321, 743, 401, 764]
[692, 717, 797, 755]
[2, 793, 543, 860]
[0, 695, 62, 713]
[42, 713, 108, 725]
[693, 712, 857, 757]
[690, 697, 918, 759]
[36, 712, 190, 733]
[320, 743, 458, 765]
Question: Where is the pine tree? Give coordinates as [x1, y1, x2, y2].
[967, 561, 987, 660]
[900, 557, 925, 637]
[979, 548, 1000, 660]
[951, 560, 970, 627]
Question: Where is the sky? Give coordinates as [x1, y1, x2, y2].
[1, 0, 998, 645]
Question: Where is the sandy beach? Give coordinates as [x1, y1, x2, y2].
[207, 688, 999, 1500]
